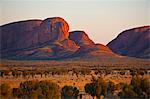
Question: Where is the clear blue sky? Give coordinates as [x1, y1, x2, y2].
[0, 0, 149, 44]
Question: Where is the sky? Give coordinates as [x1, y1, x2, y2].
[0, 0, 149, 45]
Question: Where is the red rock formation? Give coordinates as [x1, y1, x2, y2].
[0, 20, 42, 51]
[107, 26, 150, 59]
[60, 39, 79, 51]
[0, 17, 118, 60]
[39, 17, 69, 43]
[68, 31, 113, 58]
[69, 31, 94, 46]
[0, 17, 69, 52]
[94, 44, 112, 52]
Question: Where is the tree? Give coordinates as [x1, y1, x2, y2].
[61, 85, 79, 99]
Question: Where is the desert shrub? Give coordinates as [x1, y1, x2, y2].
[13, 80, 60, 99]
[137, 70, 145, 77]
[115, 82, 127, 91]
[12, 88, 22, 98]
[0, 83, 11, 98]
[141, 78, 150, 98]
[105, 68, 111, 75]
[107, 81, 115, 95]
[84, 77, 115, 99]
[130, 69, 137, 77]
[11, 70, 22, 77]
[0, 70, 4, 77]
[119, 76, 150, 98]
[131, 76, 150, 98]
[61, 85, 79, 99]
[118, 84, 138, 98]
[131, 75, 143, 95]
[120, 70, 125, 75]
[85, 83, 97, 98]
[80, 68, 91, 75]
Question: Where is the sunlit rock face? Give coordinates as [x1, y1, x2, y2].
[68, 31, 113, 58]
[0, 17, 69, 52]
[69, 31, 95, 46]
[94, 44, 112, 52]
[107, 26, 150, 59]
[0, 17, 78, 59]
[39, 17, 69, 43]
[60, 39, 79, 51]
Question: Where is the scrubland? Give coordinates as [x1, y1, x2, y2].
[0, 60, 150, 99]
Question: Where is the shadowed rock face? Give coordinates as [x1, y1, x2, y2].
[107, 26, 150, 59]
[0, 20, 42, 51]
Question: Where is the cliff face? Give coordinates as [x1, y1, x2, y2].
[38, 17, 69, 43]
[0, 20, 42, 51]
[107, 26, 150, 59]
[0, 17, 69, 52]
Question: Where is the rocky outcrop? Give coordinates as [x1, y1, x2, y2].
[94, 44, 112, 52]
[0, 17, 69, 52]
[0, 20, 42, 51]
[69, 31, 94, 46]
[0, 17, 74, 59]
[68, 31, 113, 58]
[39, 17, 69, 43]
[0, 16, 117, 60]
[107, 26, 150, 59]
